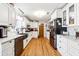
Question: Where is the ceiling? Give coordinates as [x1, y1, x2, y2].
[14, 3, 66, 22]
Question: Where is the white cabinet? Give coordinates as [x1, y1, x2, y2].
[8, 4, 16, 27]
[0, 3, 8, 25]
[1, 39, 14, 56]
[57, 35, 79, 56]
[23, 38, 28, 48]
[23, 32, 32, 49]
[45, 31, 50, 40]
[29, 22, 38, 28]
[0, 3, 16, 26]
[62, 3, 77, 26]
[0, 43, 2, 56]
[57, 35, 68, 56]
[68, 39, 79, 56]
[32, 31, 38, 38]
[76, 3, 79, 25]
[51, 9, 62, 20]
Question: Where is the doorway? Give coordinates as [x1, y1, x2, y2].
[38, 24, 44, 38]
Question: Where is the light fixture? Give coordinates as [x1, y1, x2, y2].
[34, 10, 47, 18]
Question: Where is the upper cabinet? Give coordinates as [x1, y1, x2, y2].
[29, 21, 38, 28]
[8, 4, 16, 27]
[76, 3, 79, 25]
[51, 9, 62, 20]
[0, 3, 16, 26]
[62, 3, 77, 26]
[68, 4, 77, 26]
[0, 4, 8, 25]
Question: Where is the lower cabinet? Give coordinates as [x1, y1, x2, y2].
[45, 31, 50, 40]
[32, 31, 38, 38]
[1, 36, 24, 56]
[2, 39, 14, 56]
[57, 35, 68, 56]
[1, 34, 33, 56]
[57, 35, 79, 56]
[68, 39, 79, 56]
[23, 32, 32, 48]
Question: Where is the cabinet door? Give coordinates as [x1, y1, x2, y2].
[76, 3, 79, 25]
[8, 4, 16, 27]
[61, 37, 68, 55]
[0, 3, 8, 25]
[2, 40, 14, 56]
[57, 36, 68, 56]
[68, 39, 79, 56]
[32, 32, 38, 38]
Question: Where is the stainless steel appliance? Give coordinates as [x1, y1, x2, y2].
[0, 25, 8, 38]
[50, 18, 62, 49]
[53, 18, 62, 49]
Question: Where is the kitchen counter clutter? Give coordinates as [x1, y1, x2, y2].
[57, 34, 79, 56]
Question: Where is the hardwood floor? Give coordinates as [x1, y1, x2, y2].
[21, 37, 60, 56]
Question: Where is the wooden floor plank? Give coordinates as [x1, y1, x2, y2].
[21, 37, 60, 56]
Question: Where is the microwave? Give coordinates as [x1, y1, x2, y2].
[0, 25, 8, 38]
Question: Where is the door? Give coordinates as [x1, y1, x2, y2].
[38, 24, 44, 37]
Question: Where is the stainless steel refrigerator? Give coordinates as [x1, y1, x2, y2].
[50, 18, 62, 49]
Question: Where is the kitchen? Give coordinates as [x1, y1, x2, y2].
[0, 3, 79, 56]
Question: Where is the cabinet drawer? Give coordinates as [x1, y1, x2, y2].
[2, 40, 14, 56]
